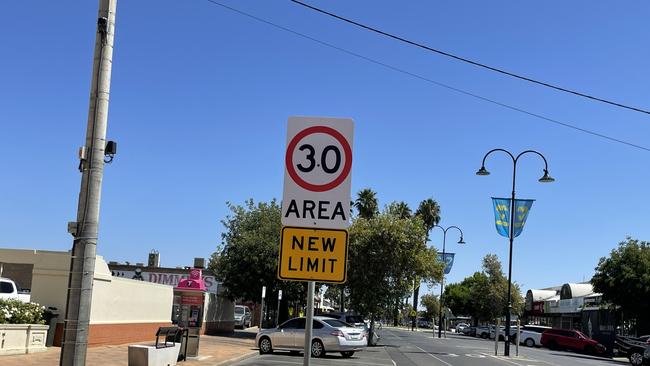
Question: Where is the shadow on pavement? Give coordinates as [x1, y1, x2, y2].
[549, 352, 627, 364]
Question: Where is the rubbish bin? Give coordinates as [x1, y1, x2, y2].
[43, 307, 59, 347]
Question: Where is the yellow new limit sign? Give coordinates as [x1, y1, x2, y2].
[277, 226, 348, 284]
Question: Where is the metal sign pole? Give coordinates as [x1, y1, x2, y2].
[494, 318, 500, 356]
[303, 281, 315, 366]
[259, 286, 266, 329]
[516, 320, 520, 356]
[275, 290, 282, 327]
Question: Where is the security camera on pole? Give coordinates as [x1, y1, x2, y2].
[279, 116, 354, 366]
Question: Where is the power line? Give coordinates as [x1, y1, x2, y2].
[290, 0, 650, 116]
[202, 0, 650, 153]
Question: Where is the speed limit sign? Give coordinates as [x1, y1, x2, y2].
[281, 116, 354, 229]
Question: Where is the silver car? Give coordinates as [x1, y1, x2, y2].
[256, 316, 367, 358]
[234, 305, 252, 329]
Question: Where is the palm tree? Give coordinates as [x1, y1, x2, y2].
[415, 198, 441, 241]
[387, 201, 412, 219]
[410, 198, 442, 330]
[354, 188, 379, 219]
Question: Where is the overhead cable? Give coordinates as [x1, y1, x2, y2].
[203, 0, 650, 153]
[290, 0, 650, 116]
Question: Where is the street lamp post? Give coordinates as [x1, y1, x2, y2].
[434, 225, 465, 339]
[476, 149, 554, 356]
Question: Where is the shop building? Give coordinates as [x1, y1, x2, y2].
[0, 248, 234, 347]
[524, 282, 616, 353]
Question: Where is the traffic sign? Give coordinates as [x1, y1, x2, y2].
[277, 226, 348, 283]
[281, 117, 354, 229]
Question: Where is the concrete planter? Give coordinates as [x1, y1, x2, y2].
[0, 324, 49, 356]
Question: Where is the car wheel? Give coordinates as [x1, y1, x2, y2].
[481, 332, 488, 339]
[584, 345, 595, 355]
[629, 351, 644, 366]
[525, 338, 535, 347]
[341, 351, 354, 358]
[311, 339, 325, 358]
[546, 340, 557, 350]
[259, 337, 273, 355]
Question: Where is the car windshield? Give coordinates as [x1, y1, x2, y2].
[322, 319, 352, 328]
[575, 330, 588, 338]
[235, 307, 245, 315]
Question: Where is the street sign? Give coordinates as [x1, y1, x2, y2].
[281, 116, 354, 229]
[278, 226, 349, 283]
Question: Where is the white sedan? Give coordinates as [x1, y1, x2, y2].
[256, 316, 367, 358]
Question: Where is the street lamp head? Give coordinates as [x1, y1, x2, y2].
[476, 166, 490, 176]
[457, 237, 466, 245]
[538, 169, 555, 183]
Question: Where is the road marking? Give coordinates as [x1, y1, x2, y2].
[479, 352, 548, 366]
[414, 345, 453, 366]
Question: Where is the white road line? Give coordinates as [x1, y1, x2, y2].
[414, 345, 454, 366]
[477, 352, 563, 366]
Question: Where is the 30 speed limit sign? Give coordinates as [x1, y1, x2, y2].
[281, 116, 354, 229]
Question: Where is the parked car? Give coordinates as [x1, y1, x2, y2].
[540, 329, 606, 355]
[418, 320, 431, 328]
[234, 305, 252, 329]
[461, 326, 476, 337]
[256, 316, 366, 358]
[517, 325, 552, 347]
[0, 277, 30, 302]
[615, 336, 650, 365]
[476, 325, 491, 339]
[455, 323, 469, 332]
[321, 312, 379, 345]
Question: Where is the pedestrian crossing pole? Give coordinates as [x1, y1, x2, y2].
[60, 0, 117, 365]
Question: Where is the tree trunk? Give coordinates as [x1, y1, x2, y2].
[412, 278, 420, 331]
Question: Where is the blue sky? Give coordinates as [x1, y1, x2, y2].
[1, 1, 649, 296]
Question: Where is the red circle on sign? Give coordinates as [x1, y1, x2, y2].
[285, 125, 352, 192]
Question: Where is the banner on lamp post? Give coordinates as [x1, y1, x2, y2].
[491, 197, 535, 238]
[437, 252, 455, 275]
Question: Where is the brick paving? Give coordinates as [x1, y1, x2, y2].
[1, 329, 258, 366]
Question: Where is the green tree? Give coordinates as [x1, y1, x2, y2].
[386, 201, 412, 219]
[592, 237, 650, 334]
[347, 210, 442, 342]
[420, 294, 440, 322]
[209, 199, 302, 304]
[415, 198, 442, 241]
[443, 254, 523, 324]
[411, 198, 442, 329]
[354, 188, 379, 219]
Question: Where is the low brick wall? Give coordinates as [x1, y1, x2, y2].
[53, 322, 173, 347]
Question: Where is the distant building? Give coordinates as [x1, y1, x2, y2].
[524, 282, 616, 354]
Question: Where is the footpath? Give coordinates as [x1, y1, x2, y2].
[1, 328, 259, 366]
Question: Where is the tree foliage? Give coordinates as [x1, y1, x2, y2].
[592, 237, 650, 333]
[420, 294, 440, 321]
[347, 212, 443, 317]
[443, 254, 523, 323]
[209, 199, 302, 303]
[354, 188, 379, 219]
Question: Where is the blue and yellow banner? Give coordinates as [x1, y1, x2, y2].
[491, 197, 535, 238]
[437, 252, 455, 275]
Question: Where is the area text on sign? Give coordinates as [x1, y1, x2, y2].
[277, 226, 348, 283]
